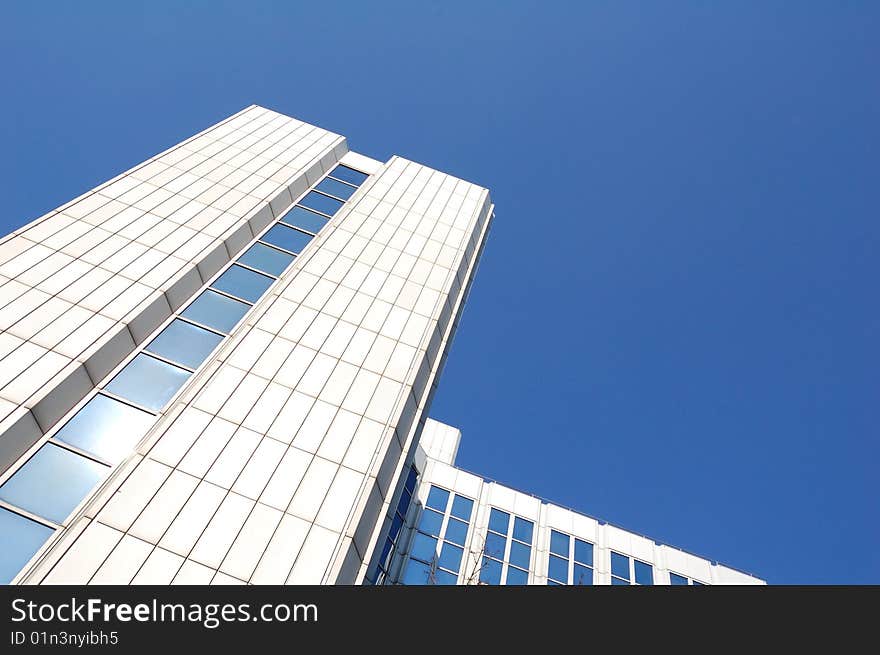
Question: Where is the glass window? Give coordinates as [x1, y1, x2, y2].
[611, 552, 630, 581]
[211, 264, 274, 303]
[280, 206, 328, 235]
[484, 532, 506, 560]
[330, 164, 369, 186]
[425, 486, 449, 512]
[315, 177, 356, 200]
[573, 563, 593, 585]
[181, 289, 250, 334]
[488, 508, 509, 535]
[634, 560, 654, 585]
[409, 533, 438, 563]
[445, 518, 469, 546]
[298, 191, 344, 216]
[547, 579, 563, 586]
[377, 538, 394, 572]
[611, 576, 630, 586]
[479, 557, 502, 585]
[237, 242, 295, 277]
[438, 543, 464, 572]
[549, 530, 569, 557]
[450, 495, 473, 521]
[402, 559, 432, 585]
[0, 507, 54, 584]
[0, 444, 108, 524]
[105, 353, 190, 412]
[145, 318, 223, 369]
[260, 224, 313, 254]
[404, 467, 418, 493]
[418, 509, 444, 536]
[434, 569, 458, 585]
[548, 554, 568, 583]
[670, 572, 688, 585]
[692, 580, 706, 586]
[395, 489, 412, 516]
[53, 393, 154, 464]
[509, 541, 531, 570]
[388, 513, 404, 543]
[574, 539, 593, 566]
[512, 517, 533, 543]
[506, 567, 529, 585]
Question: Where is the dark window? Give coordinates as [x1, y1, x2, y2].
[438, 543, 464, 572]
[548, 555, 568, 583]
[670, 572, 689, 585]
[329, 165, 369, 186]
[574, 539, 593, 566]
[512, 517, 534, 544]
[444, 518, 469, 546]
[611, 552, 630, 581]
[425, 486, 450, 512]
[509, 541, 531, 569]
[450, 495, 474, 521]
[315, 177, 356, 200]
[488, 508, 510, 535]
[634, 560, 654, 585]
[506, 566, 529, 585]
[549, 530, 569, 557]
[418, 509, 444, 537]
[573, 563, 593, 585]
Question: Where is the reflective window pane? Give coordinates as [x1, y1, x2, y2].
[409, 533, 438, 563]
[611, 552, 630, 580]
[330, 165, 369, 186]
[484, 532, 506, 560]
[434, 569, 458, 585]
[512, 516, 533, 544]
[146, 319, 223, 369]
[388, 513, 404, 543]
[450, 495, 473, 521]
[0, 508, 54, 584]
[418, 509, 444, 536]
[105, 354, 190, 412]
[634, 560, 654, 585]
[547, 579, 563, 586]
[692, 580, 706, 586]
[506, 566, 529, 585]
[237, 242, 294, 277]
[444, 518, 469, 546]
[573, 563, 593, 585]
[402, 559, 432, 585]
[425, 486, 449, 511]
[670, 572, 688, 585]
[488, 508, 510, 535]
[404, 467, 418, 493]
[54, 394, 154, 464]
[509, 540, 531, 569]
[550, 530, 570, 557]
[0, 444, 108, 524]
[181, 289, 250, 334]
[574, 539, 593, 566]
[548, 554, 568, 583]
[280, 206, 328, 234]
[479, 556, 502, 585]
[612, 576, 630, 585]
[438, 543, 464, 572]
[377, 538, 394, 572]
[395, 489, 412, 516]
[316, 177, 356, 200]
[298, 191, 344, 216]
[211, 264, 274, 303]
[261, 223, 313, 254]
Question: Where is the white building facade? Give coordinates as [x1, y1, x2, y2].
[0, 106, 762, 586]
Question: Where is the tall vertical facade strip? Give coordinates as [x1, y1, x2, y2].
[0, 106, 762, 585]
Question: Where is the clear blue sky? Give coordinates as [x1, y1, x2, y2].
[1, 2, 876, 584]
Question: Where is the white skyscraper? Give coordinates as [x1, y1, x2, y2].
[0, 106, 762, 586]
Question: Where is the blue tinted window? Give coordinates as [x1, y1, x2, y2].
[388, 513, 404, 543]
[404, 467, 418, 492]
[418, 509, 444, 536]
[316, 177, 356, 200]
[105, 354, 190, 412]
[211, 264, 273, 303]
[280, 206, 328, 234]
[146, 319, 223, 369]
[574, 539, 593, 566]
[409, 533, 438, 563]
[547, 579, 563, 586]
[438, 543, 464, 572]
[506, 567, 529, 585]
[488, 508, 509, 535]
[573, 563, 593, 585]
[377, 538, 394, 571]
[670, 572, 688, 585]
[480, 557, 502, 585]
[237, 242, 295, 277]
[692, 580, 706, 586]
[611, 552, 630, 580]
[261, 224, 313, 254]
[0, 444, 108, 524]
[181, 290, 250, 334]
[402, 559, 432, 585]
[330, 165, 369, 186]
[0, 508, 54, 584]
[484, 532, 507, 560]
[634, 560, 654, 585]
[54, 394, 154, 464]
[550, 530, 569, 557]
[512, 517, 533, 543]
[450, 495, 473, 521]
[509, 541, 531, 569]
[612, 576, 630, 585]
[434, 569, 458, 585]
[425, 486, 449, 512]
[444, 518, 469, 546]
[395, 489, 412, 516]
[548, 554, 568, 582]
[299, 191, 344, 216]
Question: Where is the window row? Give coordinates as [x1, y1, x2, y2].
[369, 466, 418, 585]
[547, 529, 594, 585]
[480, 508, 534, 585]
